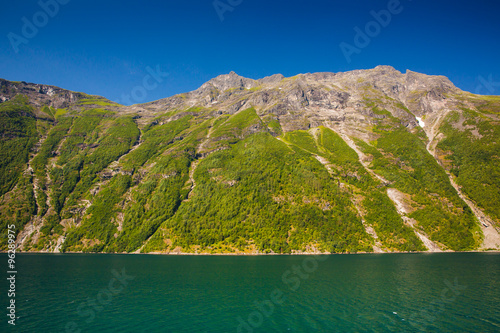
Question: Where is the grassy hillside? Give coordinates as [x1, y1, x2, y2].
[0, 96, 39, 196]
[145, 131, 372, 254]
[437, 107, 500, 223]
[358, 112, 479, 250]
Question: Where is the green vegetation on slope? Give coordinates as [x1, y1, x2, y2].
[0, 175, 37, 248]
[60, 110, 210, 253]
[62, 174, 132, 252]
[0, 95, 38, 196]
[108, 153, 191, 252]
[210, 107, 262, 145]
[120, 115, 192, 171]
[315, 127, 425, 252]
[143, 123, 423, 253]
[68, 116, 139, 204]
[437, 108, 500, 222]
[145, 132, 373, 254]
[358, 116, 478, 250]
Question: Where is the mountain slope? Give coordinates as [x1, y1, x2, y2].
[1, 66, 499, 253]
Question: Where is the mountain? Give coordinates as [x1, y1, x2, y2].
[1, 66, 499, 254]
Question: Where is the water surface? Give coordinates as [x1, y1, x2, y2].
[1, 253, 498, 332]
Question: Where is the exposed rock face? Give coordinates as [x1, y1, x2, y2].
[0, 65, 461, 120]
[198, 71, 258, 92]
[0, 79, 119, 115]
[1, 79, 79, 108]
[127, 65, 467, 141]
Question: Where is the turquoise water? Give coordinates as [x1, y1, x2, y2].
[1, 253, 499, 332]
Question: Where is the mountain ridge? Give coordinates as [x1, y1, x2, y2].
[1, 66, 499, 254]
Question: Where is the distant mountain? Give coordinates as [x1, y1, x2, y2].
[1, 66, 499, 254]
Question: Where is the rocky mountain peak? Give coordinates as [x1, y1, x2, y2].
[258, 74, 285, 85]
[139, 66, 470, 136]
[373, 65, 400, 74]
[198, 71, 258, 93]
[404, 70, 457, 93]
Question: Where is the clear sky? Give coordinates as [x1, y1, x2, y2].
[1, 0, 499, 105]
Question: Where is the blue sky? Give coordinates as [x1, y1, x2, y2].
[0, 0, 499, 104]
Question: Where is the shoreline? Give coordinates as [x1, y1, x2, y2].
[2, 250, 499, 256]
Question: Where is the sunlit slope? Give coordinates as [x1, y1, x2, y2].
[1, 67, 499, 253]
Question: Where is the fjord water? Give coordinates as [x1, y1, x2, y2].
[1, 253, 499, 332]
